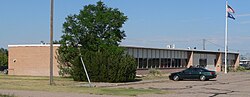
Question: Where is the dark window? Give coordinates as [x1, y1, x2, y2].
[155, 58, 160, 68]
[181, 59, 188, 67]
[143, 58, 147, 68]
[167, 59, 171, 67]
[199, 59, 207, 68]
[151, 58, 155, 68]
[148, 58, 152, 68]
[160, 58, 165, 68]
[138, 58, 143, 68]
[172, 59, 175, 67]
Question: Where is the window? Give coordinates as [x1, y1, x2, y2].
[199, 59, 207, 68]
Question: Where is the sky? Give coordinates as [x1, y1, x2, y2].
[0, 0, 250, 55]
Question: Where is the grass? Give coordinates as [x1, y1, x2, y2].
[0, 75, 168, 96]
[141, 75, 167, 80]
[0, 94, 15, 97]
[137, 69, 171, 81]
[245, 70, 250, 72]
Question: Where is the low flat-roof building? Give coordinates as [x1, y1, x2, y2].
[124, 46, 239, 74]
[8, 44, 240, 76]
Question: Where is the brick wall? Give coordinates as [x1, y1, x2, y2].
[8, 45, 60, 76]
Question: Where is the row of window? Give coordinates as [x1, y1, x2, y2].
[136, 58, 188, 69]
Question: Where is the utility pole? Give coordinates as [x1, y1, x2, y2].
[49, 0, 54, 85]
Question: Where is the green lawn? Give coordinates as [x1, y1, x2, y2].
[0, 93, 15, 97]
[0, 75, 167, 96]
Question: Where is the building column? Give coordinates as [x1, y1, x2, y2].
[215, 53, 222, 72]
[234, 54, 240, 70]
[187, 51, 193, 68]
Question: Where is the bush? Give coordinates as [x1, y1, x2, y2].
[78, 46, 136, 82]
[148, 69, 161, 76]
[0, 48, 8, 66]
[58, 46, 137, 82]
[236, 66, 246, 71]
[228, 66, 246, 72]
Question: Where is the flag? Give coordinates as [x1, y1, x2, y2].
[228, 12, 235, 20]
[227, 5, 235, 13]
[227, 4, 235, 20]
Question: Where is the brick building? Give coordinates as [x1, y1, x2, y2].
[8, 44, 60, 76]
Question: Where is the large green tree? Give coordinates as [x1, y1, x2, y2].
[57, 1, 136, 82]
[0, 48, 8, 66]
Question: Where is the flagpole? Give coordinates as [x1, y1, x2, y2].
[224, 1, 228, 74]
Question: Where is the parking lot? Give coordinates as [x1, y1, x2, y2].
[115, 72, 250, 97]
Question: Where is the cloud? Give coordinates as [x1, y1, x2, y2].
[234, 13, 250, 24]
[236, 13, 250, 17]
[240, 21, 250, 24]
[179, 17, 212, 23]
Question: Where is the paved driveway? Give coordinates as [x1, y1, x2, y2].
[118, 72, 250, 97]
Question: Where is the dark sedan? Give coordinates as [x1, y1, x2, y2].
[169, 67, 217, 81]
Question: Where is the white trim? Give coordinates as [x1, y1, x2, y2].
[120, 45, 239, 54]
[7, 44, 239, 54]
[8, 44, 61, 47]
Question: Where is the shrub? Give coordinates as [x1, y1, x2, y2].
[228, 66, 246, 72]
[58, 46, 137, 82]
[236, 66, 246, 71]
[76, 46, 136, 82]
[148, 69, 161, 76]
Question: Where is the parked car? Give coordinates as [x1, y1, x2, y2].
[169, 67, 217, 81]
[0, 66, 8, 74]
[239, 64, 250, 70]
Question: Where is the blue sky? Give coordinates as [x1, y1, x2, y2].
[0, 0, 250, 54]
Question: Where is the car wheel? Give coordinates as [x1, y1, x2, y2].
[173, 75, 180, 81]
[200, 75, 206, 81]
[3, 69, 8, 74]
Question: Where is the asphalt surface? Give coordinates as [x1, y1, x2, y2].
[117, 72, 250, 97]
[1, 72, 250, 97]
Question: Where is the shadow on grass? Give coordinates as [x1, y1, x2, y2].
[130, 78, 143, 82]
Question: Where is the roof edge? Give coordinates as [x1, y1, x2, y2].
[8, 44, 61, 47]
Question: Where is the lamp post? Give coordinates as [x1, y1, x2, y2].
[49, 0, 54, 85]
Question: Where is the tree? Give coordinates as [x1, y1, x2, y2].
[57, 1, 137, 82]
[0, 48, 8, 66]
